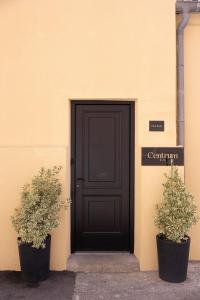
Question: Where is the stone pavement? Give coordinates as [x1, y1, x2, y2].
[1, 257, 200, 300]
[73, 263, 200, 300]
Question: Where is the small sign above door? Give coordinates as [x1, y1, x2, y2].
[149, 121, 164, 131]
[142, 147, 184, 166]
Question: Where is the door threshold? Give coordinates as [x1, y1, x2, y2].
[67, 253, 139, 273]
[73, 252, 131, 255]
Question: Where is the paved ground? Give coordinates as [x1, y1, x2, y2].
[1, 260, 200, 300]
[73, 263, 200, 300]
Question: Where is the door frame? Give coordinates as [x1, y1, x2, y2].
[70, 100, 135, 253]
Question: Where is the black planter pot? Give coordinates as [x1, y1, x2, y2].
[18, 234, 51, 283]
[156, 234, 190, 283]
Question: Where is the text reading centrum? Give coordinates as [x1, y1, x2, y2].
[147, 152, 179, 160]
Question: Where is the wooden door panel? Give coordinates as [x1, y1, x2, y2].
[82, 195, 120, 233]
[83, 111, 121, 189]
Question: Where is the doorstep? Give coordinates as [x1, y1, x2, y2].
[67, 253, 139, 273]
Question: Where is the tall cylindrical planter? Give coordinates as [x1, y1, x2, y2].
[18, 235, 51, 283]
[156, 234, 190, 283]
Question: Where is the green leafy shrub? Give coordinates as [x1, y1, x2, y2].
[11, 166, 69, 248]
[155, 166, 198, 243]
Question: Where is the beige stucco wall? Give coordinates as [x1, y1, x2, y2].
[185, 15, 200, 261]
[0, 0, 178, 271]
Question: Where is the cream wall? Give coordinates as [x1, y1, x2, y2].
[185, 15, 200, 261]
[0, 0, 176, 271]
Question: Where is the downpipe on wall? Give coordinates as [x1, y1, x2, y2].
[176, 13, 190, 146]
[176, 1, 200, 146]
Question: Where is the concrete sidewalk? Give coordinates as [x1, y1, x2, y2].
[1, 262, 200, 300]
[73, 263, 200, 300]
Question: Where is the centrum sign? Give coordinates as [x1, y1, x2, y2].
[142, 147, 184, 166]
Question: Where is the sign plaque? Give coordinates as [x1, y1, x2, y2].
[142, 147, 184, 166]
[149, 121, 164, 131]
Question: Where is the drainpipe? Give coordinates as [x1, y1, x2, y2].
[176, 12, 190, 146]
[176, 1, 200, 146]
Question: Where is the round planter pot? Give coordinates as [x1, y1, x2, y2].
[18, 234, 51, 283]
[156, 234, 190, 283]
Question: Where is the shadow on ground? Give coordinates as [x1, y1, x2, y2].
[0, 271, 75, 300]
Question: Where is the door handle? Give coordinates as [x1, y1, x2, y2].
[76, 177, 84, 188]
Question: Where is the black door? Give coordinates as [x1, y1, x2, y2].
[72, 103, 131, 251]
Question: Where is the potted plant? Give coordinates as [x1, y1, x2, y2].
[155, 166, 199, 283]
[11, 166, 68, 284]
